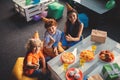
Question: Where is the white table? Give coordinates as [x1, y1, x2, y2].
[47, 35, 120, 80]
[73, 0, 111, 14]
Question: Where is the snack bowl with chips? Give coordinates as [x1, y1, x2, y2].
[80, 50, 95, 62]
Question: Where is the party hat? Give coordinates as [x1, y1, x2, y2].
[66, 3, 73, 12]
[41, 16, 49, 23]
[32, 31, 39, 39]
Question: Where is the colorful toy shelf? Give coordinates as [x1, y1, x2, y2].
[12, 0, 55, 22]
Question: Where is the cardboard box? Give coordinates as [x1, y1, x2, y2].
[91, 29, 107, 43]
[88, 74, 103, 80]
[102, 63, 120, 80]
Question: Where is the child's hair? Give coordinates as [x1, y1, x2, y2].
[66, 3, 80, 24]
[44, 19, 57, 29]
[67, 9, 79, 21]
[66, 9, 81, 37]
[41, 16, 57, 29]
[67, 8, 78, 16]
[25, 39, 41, 52]
[25, 30, 41, 52]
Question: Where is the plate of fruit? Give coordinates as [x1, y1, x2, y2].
[66, 68, 83, 80]
[61, 52, 75, 64]
[99, 50, 114, 62]
[80, 50, 95, 62]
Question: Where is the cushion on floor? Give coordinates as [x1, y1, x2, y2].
[47, 2, 64, 20]
[11, 57, 38, 80]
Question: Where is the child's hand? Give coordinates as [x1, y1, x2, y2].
[54, 47, 58, 56]
[42, 68, 46, 74]
[66, 34, 73, 41]
[34, 63, 40, 69]
[49, 35, 55, 43]
[48, 35, 55, 47]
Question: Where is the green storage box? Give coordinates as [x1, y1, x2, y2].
[47, 2, 64, 20]
[102, 63, 120, 80]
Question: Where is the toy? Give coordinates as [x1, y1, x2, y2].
[32, 0, 40, 4]
[106, 0, 116, 9]
[26, 0, 31, 5]
[33, 15, 41, 21]
[40, 11, 48, 18]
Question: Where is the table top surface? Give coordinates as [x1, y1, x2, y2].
[73, 0, 111, 14]
[47, 35, 120, 80]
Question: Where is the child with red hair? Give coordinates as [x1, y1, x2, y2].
[41, 17, 63, 60]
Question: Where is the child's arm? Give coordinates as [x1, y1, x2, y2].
[40, 52, 46, 74]
[66, 23, 84, 41]
[48, 35, 55, 47]
[44, 33, 55, 48]
[53, 47, 58, 56]
[64, 24, 67, 34]
[26, 62, 39, 69]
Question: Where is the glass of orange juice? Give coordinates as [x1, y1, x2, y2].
[80, 58, 86, 67]
[92, 45, 97, 52]
[63, 63, 69, 71]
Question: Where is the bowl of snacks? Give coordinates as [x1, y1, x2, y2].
[99, 50, 114, 62]
[66, 68, 83, 80]
[61, 52, 75, 64]
[80, 50, 95, 62]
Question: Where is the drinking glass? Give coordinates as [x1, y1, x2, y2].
[63, 63, 69, 71]
[92, 45, 97, 52]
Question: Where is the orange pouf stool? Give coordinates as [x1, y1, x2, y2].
[11, 57, 38, 80]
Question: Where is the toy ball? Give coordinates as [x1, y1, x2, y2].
[106, 0, 115, 9]
[40, 11, 48, 17]
[33, 15, 41, 21]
